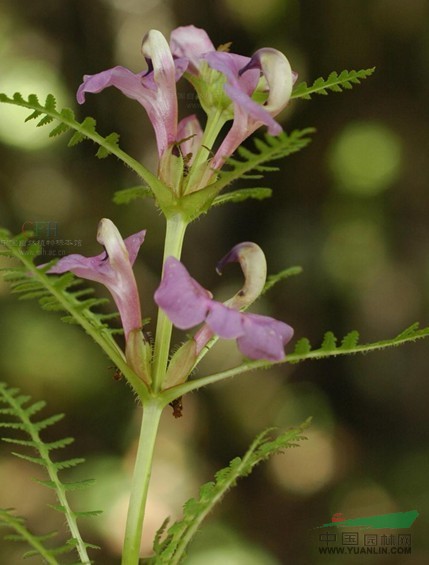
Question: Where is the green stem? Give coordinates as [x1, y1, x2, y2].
[183, 109, 225, 193]
[152, 214, 188, 392]
[121, 399, 164, 565]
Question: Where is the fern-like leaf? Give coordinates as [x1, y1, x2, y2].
[212, 187, 272, 207]
[217, 129, 314, 191]
[178, 128, 314, 221]
[0, 383, 98, 563]
[0, 509, 60, 565]
[164, 323, 429, 401]
[113, 185, 154, 204]
[291, 68, 375, 100]
[150, 420, 310, 564]
[0, 91, 171, 206]
[262, 266, 303, 294]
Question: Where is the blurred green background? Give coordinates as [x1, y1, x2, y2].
[1, 0, 429, 563]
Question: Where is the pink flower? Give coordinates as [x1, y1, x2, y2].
[77, 30, 187, 157]
[170, 25, 296, 168]
[154, 246, 293, 361]
[46, 219, 145, 340]
[206, 48, 296, 168]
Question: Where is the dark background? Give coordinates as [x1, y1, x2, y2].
[1, 0, 428, 563]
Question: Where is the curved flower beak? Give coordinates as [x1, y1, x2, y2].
[206, 48, 295, 169]
[77, 30, 187, 157]
[47, 219, 145, 341]
[170, 25, 215, 74]
[240, 48, 294, 118]
[216, 242, 267, 310]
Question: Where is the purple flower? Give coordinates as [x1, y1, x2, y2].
[46, 218, 145, 340]
[77, 30, 187, 157]
[170, 25, 215, 75]
[154, 254, 293, 361]
[170, 25, 296, 169]
[176, 114, 204, 165]
[207, 48, 296, 168]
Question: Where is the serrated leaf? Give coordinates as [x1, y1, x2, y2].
[33, 413, 65, 430]
[25, 109, 42, 122]
[12, 452, 45, 466]
[44, 437, 75, 450]
[154, 421, 310, 564]
[68, 130, 85, 146]
[291, 67, 375, 100]
[293, 337, 312, 356]
[96, 132, 120, 158]
[37, 114, 54, 127]
[179, 128, 315, 221]
[212, 187, 272, 207]
[24, 400, 46, 417]
[54, 457, 85, 470]
[73, 510, 103, 518]
[49, 122, 70, 137]
[113, 185, 154, 204]
[394, 322, 420, 340]
[263, 266, 303, 294]
[321, 331, 337, 351]
[1, 437, 36, 447]
[340, 330, 359, 350]
[45, 93, 57, 111]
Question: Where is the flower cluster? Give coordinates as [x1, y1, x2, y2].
[47, 221, 293, 385]
[77, 25, 296, 192]
[48, 25, 296, 388]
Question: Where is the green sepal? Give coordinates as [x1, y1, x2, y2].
[163, 340, 198, 389]
[125, 329, 152, 386]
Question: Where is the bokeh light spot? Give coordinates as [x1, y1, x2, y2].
[0, 59, 70, 150]
[269, 428, 337, 495]
[222, 0, 286, 30]
[12, 166, 78, 221]
[328, 121, 402, 195]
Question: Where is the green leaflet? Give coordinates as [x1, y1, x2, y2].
[0, 509, 60, 565]
[176, 129, 314, 222]
[0, 228, 149, 401]
[113, 185, 154, 204]
[262, 266, 303, 294]
[208, 129, 314, 195]
[160, 323, 429, 403]
[149, 420, 310, 564]
[212, 187, 272, 207]
[291, 68, 375, 100]
[0, 383, 98, 564]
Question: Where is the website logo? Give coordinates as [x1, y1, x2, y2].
[316, 511, 418, 557]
